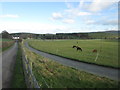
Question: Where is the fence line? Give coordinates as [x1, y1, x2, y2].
[22, 48, 40, 88]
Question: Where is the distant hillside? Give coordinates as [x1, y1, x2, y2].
[102, 30, 120, 33]
[10, 30, 119, 39]
[88, 31, 119, 39]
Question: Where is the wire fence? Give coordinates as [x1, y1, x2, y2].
[22, 48, 40, 88]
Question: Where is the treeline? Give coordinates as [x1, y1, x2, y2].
[11, 33, 91, 39]
[29, 32, 119, 39]
[1, 30, 119, 40]
[40, 33, 90, 39]
[1, 30, 12, 39]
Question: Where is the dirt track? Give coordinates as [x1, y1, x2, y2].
[25, 42, 119, 81]
[2, 43, 18, 88]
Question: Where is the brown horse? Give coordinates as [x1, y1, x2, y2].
[92, 49, 97, 53]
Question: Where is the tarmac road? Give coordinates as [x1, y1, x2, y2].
[2, 42, 18, 88]
[25, 42, 119, 81]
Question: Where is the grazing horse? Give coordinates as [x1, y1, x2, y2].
[76, 46, 82, 51]
[72, 45, 82, 51]
[72, 45, 77, 48]
[92, 49, 97, 53]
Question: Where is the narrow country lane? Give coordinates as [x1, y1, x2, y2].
[25, 42, 119, 81]
[2, 42, 18, 88]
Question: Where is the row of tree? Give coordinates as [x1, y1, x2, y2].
[1, 30, 119, 40]
[1, 30, 12, 39]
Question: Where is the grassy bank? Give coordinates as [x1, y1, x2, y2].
[0, 39, 15, 52]
[28, 39, 119, 68]
[11, 43, 26, 88]
[22, 42, 119, 88]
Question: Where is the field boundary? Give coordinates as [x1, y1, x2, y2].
[2, 42, 15, 52]
[22, 48, 40, 88]
[27, 42, 119, 69]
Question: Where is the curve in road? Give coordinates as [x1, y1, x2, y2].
[2, 42, 18, 88]
[25, 42, 119, 81]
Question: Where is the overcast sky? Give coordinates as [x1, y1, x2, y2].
[0, 0, 118, 34]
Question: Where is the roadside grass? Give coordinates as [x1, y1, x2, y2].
[22, 43, 119, 88]
[28, 39, 119, 68]
[0, 39, 15, 52]
[1, 38, 13, 41]
[2, 41, 14, 51]
[11, 43, 26, 88]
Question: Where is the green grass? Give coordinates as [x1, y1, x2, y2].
[1, 38, 13, 41]
[0, 38, 14, 52]
[2, 43, 14, 52]
[89, 32, 118, 39]
[11, 43, 26, 88]
[28, 39, 119, 68]
[22, 43, 119, 88]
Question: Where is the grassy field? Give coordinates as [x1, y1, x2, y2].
[88, 32, 118, 39]
[22, 42, 119, 88]
[0, 38, 14, 52]
[28, 39, 119, 68]
[11, 43, 26, 88]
